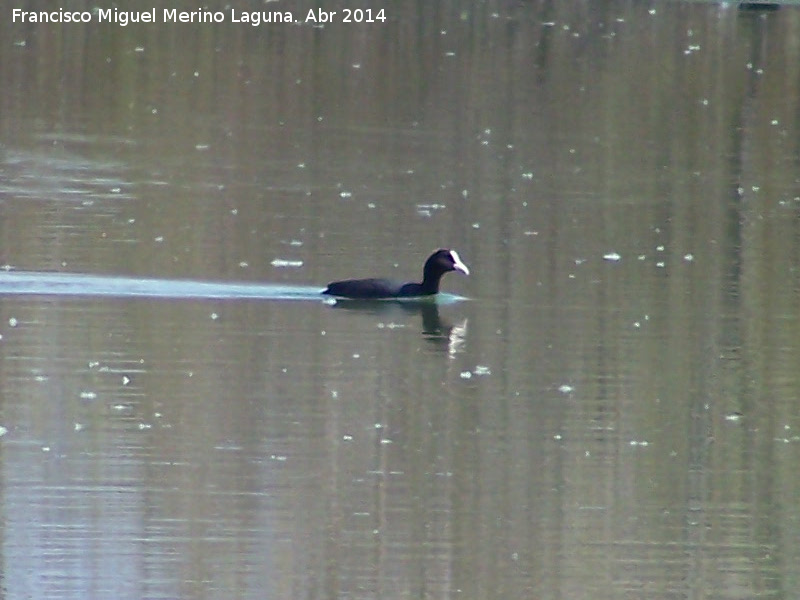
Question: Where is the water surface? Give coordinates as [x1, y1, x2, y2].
[0, 270, 325, 300]
[1, 1, 800, 599]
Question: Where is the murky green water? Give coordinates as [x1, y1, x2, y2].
[1, 1, 799, 599]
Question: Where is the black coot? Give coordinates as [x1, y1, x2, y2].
[322, 248, 470, 299]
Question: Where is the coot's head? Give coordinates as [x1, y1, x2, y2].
[425, 249, 470, 279]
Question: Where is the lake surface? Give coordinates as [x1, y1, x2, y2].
[2, 1, 800, 599]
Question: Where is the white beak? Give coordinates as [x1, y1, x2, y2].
[450, 250, 470, 275]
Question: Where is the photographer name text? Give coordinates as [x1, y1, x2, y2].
[12, 7, 386, 26]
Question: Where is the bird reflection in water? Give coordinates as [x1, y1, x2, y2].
[327, 299, 467, 357]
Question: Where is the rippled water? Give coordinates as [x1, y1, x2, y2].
[0, 270, 326, 299]
[2, 2, 800, 599]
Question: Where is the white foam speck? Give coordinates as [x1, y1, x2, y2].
[271, 259, 304, 268]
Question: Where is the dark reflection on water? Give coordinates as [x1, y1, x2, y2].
[329, 300, 469, 354]
[2, 1, 800, 599]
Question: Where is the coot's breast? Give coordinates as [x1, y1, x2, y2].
[396, 282, 427, 297]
